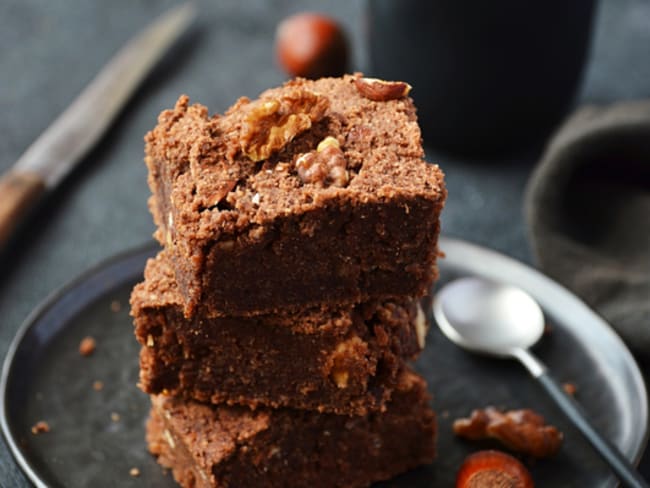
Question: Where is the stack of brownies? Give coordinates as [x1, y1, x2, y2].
[130, 74, 447, 487]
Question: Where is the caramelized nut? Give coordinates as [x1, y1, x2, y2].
[241, 90, 329, 161]
[354, 77, 411, 101]
[453, 406, 563, 458]
[296, 136, 348, 187]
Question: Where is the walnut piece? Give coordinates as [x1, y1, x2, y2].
[354, 77, 411, 101]
[414, 304, 428, 350]
[453, 406, 563, 458]
[296, 136, 348, 187]
[328, 336, 367, 389]
[204, 178, 238, 207]
[241, 90, 329, 161]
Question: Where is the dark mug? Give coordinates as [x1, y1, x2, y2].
[367, 0, 596, 156]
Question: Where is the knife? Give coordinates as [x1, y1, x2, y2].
[0, 3, 196, 247]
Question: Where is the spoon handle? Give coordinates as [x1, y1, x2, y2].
[514, 349, 648, 488]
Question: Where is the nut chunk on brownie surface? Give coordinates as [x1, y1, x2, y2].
[145, 74, 446, 317]
[146, 369, 436, 488]
[131, 250, 428, 415]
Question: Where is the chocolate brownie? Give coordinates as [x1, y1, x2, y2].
[131, 251, 428, 415]
[145, 74, 446, 317]
[146, 369, 436, 488]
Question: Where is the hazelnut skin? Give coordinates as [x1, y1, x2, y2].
[275, 12, 349, 79]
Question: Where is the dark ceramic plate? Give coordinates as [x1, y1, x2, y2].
[1, 237, 647, 487]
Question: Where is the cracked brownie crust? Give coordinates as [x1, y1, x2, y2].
[131, 251, 428, 415]
[146, 369, 436, 488]
[145, 74, 446, 317]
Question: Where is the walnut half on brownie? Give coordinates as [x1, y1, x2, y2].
[145, 74, 446, 317]
[131, 250, 428, 416]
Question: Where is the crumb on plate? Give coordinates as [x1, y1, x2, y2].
[31, 421, 50, 435]
[79, 336, 96, 356]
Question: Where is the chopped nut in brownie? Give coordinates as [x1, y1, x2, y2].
[453, 406, 563, 458]
[79, 336, 96, 356]
[353, 77, 411, 102]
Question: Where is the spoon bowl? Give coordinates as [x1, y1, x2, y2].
[434, 277, 545, 357]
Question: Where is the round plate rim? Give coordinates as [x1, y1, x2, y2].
[0, 243, 158, 488]
[0, 237, 647, 487]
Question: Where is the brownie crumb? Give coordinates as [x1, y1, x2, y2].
[111, 412, 121, 423]
[31, 421, 50, 435]
[110, 300, 122, 313]
[129, 467, 140, 477]
[93, 380, 104, 391]
[79, 336, 96, 356]
[562, 382, 577, 396]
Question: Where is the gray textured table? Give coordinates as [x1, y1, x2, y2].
[1, 0, 649, 486]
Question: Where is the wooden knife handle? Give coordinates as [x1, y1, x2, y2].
[0, 170, 46, 247]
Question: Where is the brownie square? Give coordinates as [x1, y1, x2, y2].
[131, 251, 428, 415]
[145, 74, 446, 317]
[146, 369, 436, 488]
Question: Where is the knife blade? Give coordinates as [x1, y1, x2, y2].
[0, 3, 196, 247]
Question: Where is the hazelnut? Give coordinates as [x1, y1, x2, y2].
[456, 450, 534, 488]
[275, 13, 348, 79]
[354, 77, 412, 101]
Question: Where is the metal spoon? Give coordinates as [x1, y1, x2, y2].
[433, 276, 648, 488]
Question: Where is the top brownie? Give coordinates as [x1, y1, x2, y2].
[145, 74, 446, 317]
